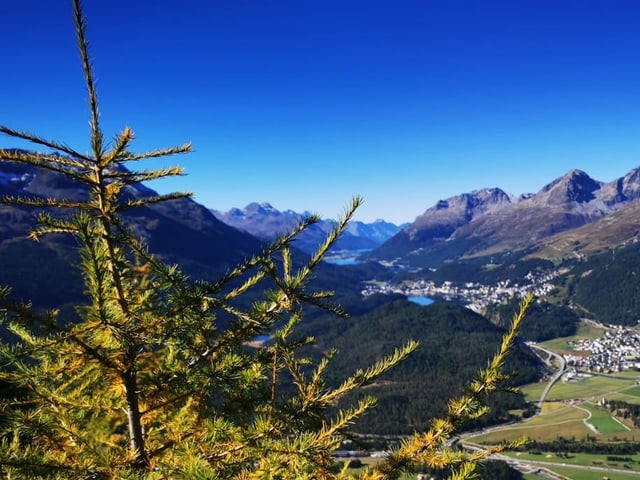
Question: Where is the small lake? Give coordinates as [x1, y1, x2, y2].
[407, 296, 434, 306]
[323, 249, 371, 265]
[324, 257, 359, 265]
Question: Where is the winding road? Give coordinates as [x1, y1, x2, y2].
[527, 342, 567, 410]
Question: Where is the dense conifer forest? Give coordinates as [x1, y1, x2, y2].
[487, 298, 580, 342]
[568, 243, 640, 325]
[296, 300, 540, 434]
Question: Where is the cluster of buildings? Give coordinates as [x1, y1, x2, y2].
[361, 270, 558, 313]
[564, 327, 640, 373]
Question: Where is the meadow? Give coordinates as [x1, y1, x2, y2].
[539, 320, 607, 353]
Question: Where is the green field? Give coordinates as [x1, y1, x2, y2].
[503, 451, 640, 469]
[608, 389, 640, 405]
[469, 325, 640, 476]
[580, 402, 630, 434]
[500, 451, 640, 479]
[472, 373, 640, 443]
[465, 321, 640, 478]
[546, 374, 638, 402]
[521, 381, 548, 402]
[468, 401, 592, 443]
[547, 467, 640, 479]
[620, 385, 640, 398]
[539, 320, 608, 354]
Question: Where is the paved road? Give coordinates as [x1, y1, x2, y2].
[527, 342, 567, 410]
[461, 343, 571, 478]
[494, 452, 640, 477]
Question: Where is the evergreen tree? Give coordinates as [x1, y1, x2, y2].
[0, 1, 530, 478]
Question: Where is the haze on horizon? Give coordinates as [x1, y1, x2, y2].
[1, 1, 640, 224]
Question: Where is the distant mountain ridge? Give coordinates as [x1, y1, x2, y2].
[212, 202, 403, 254]
[0, 155, 263, 306]
[371, 165, 640, 267]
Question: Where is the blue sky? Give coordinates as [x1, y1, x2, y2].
[2, 1, 640, 223]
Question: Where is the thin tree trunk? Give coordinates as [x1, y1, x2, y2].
[123, 359, 148, 469]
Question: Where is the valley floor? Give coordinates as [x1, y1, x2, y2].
[464, 319, 640, 479]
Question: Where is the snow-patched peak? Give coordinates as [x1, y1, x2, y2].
[212, 202, 402, 254]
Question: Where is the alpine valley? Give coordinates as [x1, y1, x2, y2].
[3, 153, 640, 435]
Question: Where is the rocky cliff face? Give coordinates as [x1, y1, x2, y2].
[598, 166, 640, 205]
[405, 188, 513, 242]
[532, 169, 601, 205]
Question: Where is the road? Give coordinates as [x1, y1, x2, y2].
[461, 342, 567, 441]
[461, 342, 572, 478]
[493, 452, 640, 477]
[527, 342, 567, 410]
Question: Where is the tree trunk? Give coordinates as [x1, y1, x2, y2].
[123, 365, 148, 469]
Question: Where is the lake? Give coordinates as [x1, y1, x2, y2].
[323, 249, 372, 265]
[407, 296, 434, 306]
[324, 257, 359, 265]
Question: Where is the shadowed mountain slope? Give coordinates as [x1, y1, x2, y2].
[0, 157, 263, 306]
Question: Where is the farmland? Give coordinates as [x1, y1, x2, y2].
[465, 320, 640, 479]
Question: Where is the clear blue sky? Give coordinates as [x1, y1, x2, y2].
[2, 1, 640, 223]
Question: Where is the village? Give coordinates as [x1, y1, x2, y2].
[361, 269, 558, 313]
[563, 326, 640, 374]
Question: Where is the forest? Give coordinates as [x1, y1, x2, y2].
[487, 298, 580, 342]
[297, 300, 540, 434]
[569, 243, 640, 325]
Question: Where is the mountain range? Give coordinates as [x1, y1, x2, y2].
[0, 154, 544, 434]
[212, 202, 403, 254]
[3, 155, 640, 318]
[369, 166, 640, 268]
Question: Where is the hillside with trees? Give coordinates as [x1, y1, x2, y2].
[566, 243, 640, 325]
[297, 300, 540, 434]
[487, 298, 581, 342]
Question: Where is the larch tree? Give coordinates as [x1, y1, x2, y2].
[0, 1, 529, 479]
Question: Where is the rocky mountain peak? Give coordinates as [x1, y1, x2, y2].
[404, 188, 511, 242]
[416, 188, 511, 223]
[534, 169, 601, 205]
[620, 166, 640, 200]
[594, 166, 640, 206]
[244, 202, 279, 215]
[212, 203, 402, 254]
[467, 188, 513, 211]
[368, 163, 640, 268]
